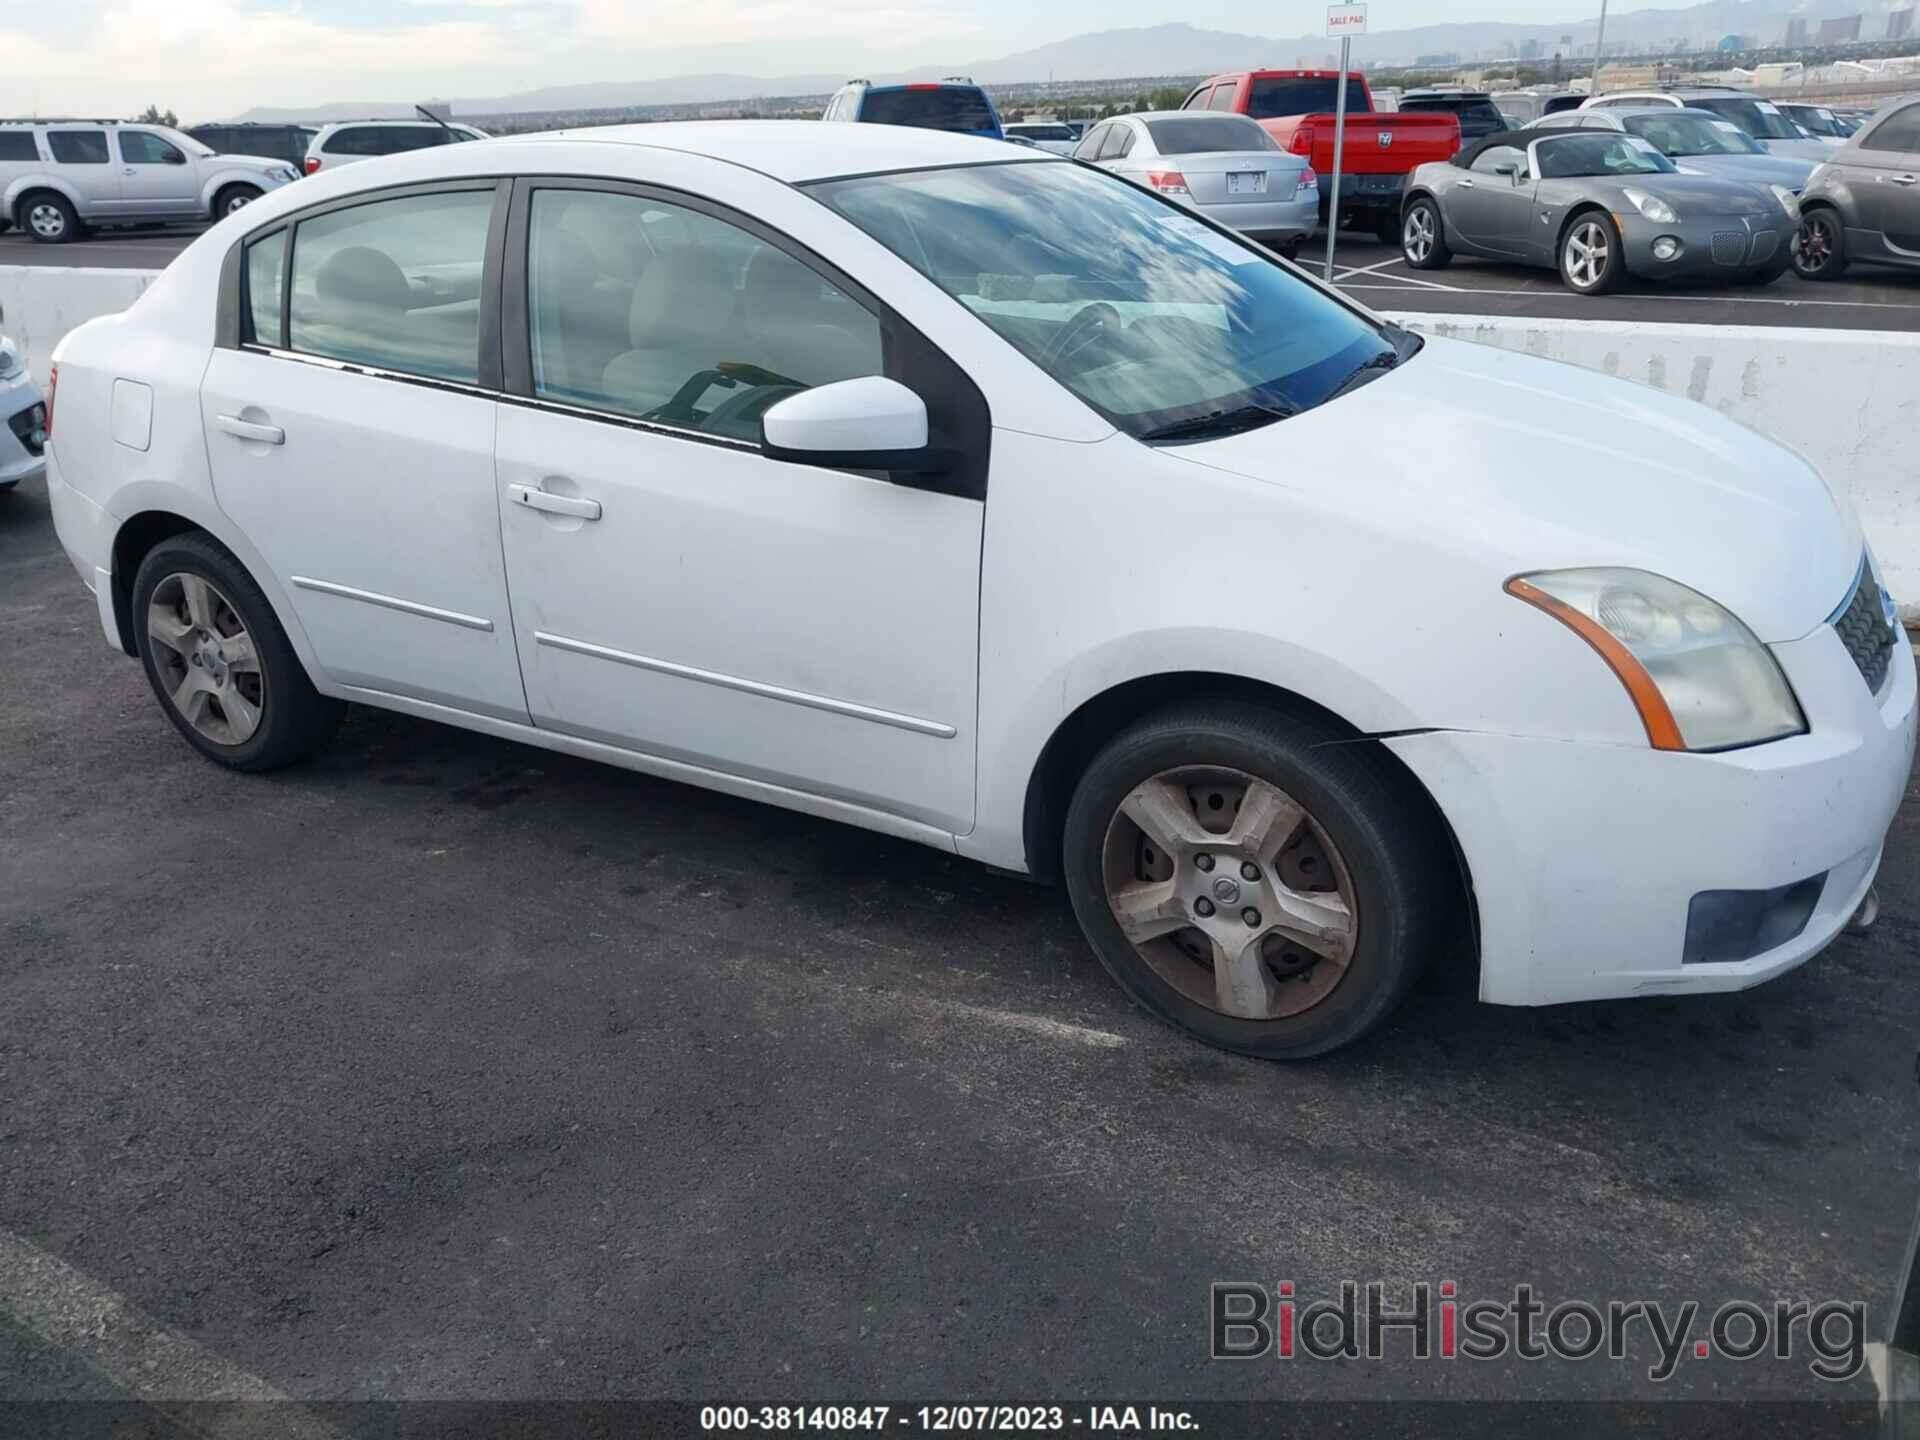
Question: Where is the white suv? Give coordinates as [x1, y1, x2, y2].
[302, 120, 487, 176]
[0, 121, 298, 243]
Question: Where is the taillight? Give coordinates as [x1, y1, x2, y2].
[1145, 170, 1189, 196]
[1289, 125, 1315, 156]
[1299, 165, 1319, 189]
[43, 363, 56, 442]
[303, 156, 321, 175]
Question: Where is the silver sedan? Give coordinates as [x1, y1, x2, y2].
[1073, 112, 1319, 257]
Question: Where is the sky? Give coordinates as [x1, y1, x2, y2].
[0, 0, 1631, 118]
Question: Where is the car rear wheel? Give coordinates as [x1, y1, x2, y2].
[1402, 198, 1452, 269]
[132, 534, 343, 771]
[1559, 213, 1623, 294]
[214, 184, 262, 220]
[21, 193, 81, 244]
[1061, 701, 1447, 1059]
[1792, 208, 1849, 281]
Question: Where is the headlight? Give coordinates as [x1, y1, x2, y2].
[1621, 187, 1678, 224]
[1769, 183, 1800, 217]
[1506, 568, 1806, 752]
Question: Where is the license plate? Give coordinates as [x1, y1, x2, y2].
[1226, 172, 1266, 195]
[1358, 174, 1403, 193]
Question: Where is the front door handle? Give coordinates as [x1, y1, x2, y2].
[508, 483, 601, 521]
[214, 413, 285, 445]
[1889, 173, 1919, 186]
[1458, 178, 1476, 188]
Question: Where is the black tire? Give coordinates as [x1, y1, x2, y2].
[1401, 196, 1453, 269]
[19, 191, 81, 245]
[1061, 700, 1450, 1060]
[1558, 210, 1624, 295]
[131, 533, 343, 772]
[1792, 208, 1850, 281]
[212, 183, 262, 222]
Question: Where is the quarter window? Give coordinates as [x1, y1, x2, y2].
[120, 131, 184, 165]
[0, 132, 37, 161]
[524, 188, 883, 443]
[48, 131, 109, 164]
[288, 188, 494, 382]
[245, 233, 286, 348]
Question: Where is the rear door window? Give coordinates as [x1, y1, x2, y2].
[856, 87, 998, 134]
[1209, 84, 1239, 112]
[48, 131, 109, 164]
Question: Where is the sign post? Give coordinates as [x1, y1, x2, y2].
[1322, 1, 1368, 281]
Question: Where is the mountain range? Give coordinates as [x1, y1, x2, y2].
[228, 0, 1914, 123]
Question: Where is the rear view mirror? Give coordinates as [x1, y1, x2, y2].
[762, 376, 945, 472]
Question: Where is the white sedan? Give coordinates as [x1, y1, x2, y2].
[45, 122, 1914, 1058]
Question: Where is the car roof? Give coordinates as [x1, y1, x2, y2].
[513, 120, 1050, 183]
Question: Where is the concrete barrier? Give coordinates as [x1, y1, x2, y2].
[0, 267, 158, 385]
[1386, 311, 1920, 622]
[0, 266, 1912, 618]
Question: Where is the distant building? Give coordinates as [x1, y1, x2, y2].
[1414, 51, 1460, 66]
[1520, 38, 1542, 59]
[1818, 14, 1862, 42]
[1716, 33, 1748, 51]
[1890, 8, 1916, 39]
[1786, 17, 1809, 45]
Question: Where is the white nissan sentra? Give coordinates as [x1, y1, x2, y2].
[45, 122, 1914, 1059]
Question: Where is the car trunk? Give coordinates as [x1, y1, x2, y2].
[1174, 152, 1305, 204]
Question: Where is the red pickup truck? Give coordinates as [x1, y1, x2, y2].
[1182, 70, 1461, 241]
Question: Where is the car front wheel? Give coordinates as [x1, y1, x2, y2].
[214, 184, 263, 220]
[1559, 213, 1624, 294]
[1062, 701, 1448, 1059]
[1792, 209, 1849, 281]
[1402, 198, 1452, 269]
[132, 534, 343, 771]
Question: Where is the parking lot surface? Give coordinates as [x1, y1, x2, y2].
[0, 226, 207, 272]
[2, 469, 1918, 1428]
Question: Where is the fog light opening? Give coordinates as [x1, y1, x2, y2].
[1652, 236, 1683, 262]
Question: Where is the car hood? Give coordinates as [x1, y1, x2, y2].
[1673, 152, 1817, 189]
[1164, 335, 1861, 642]
[1587, 172, 1782, 215]
[1761, 138, 1834, 162]
[218, 153, 292, 173]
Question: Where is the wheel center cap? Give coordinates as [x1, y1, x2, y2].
[1211, 876, 1241, 905]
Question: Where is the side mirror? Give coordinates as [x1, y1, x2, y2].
[1493, 160, 1519, 177]
[762, 376, 942, 472]
[165, 150, 187, 164]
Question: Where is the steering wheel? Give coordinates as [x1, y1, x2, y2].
[1039, 302, 1123, 374]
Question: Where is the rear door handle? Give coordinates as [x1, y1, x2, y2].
[508, 483, 601, 521]
[214, 413, 284, 445]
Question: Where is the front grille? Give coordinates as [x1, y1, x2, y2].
[1711, 231, 1746, 265]
[1747, 231, 1779, 265]
[6, 400, 44, 458]
[1833, 561, 1897, 694]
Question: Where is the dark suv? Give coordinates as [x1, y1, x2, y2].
[186, 123, 316, 167]
[1793, 96, 1920, 279]
[1396, 90, 1506, 149]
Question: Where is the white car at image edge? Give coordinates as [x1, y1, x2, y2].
[43, 122, 1916, 1058]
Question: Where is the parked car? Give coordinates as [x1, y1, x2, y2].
[1777, 103, 1851, 145]
[1182, 69, 1459, 240]
[1402, 130, 1801, 293]
[1002, 122, 1077, 155]
[1073, 112, 1318, 257]
[187, 123, 317, 168]
[1397, 89, 1508, 149]
[0, 120, 299, 242]
[45, 121, 1912, 1059]
[822, 79, 1003, 140]
[1581, 88, 1830, 159]
[1792, 95, 1920, 280]
[302, 119, 487, 176]
[1530, 107, 1818, 192]
[0, 306, 45, 491]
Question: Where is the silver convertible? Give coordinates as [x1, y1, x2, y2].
[1400, 130, 1804, 294]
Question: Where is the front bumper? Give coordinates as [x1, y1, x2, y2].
[1619, 208, 1800, 279]
[1387, 621, 1916, 1006]
[1196, 194, 1320, 243]
[0, 369, 46, 488]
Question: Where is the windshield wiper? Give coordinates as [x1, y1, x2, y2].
[1138, 402, 1296, 444]
[1324, 348, 1403, 402]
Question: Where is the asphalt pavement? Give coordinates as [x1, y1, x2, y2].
[0, 225, 205, 272]
[3, 465, 1920, 1434]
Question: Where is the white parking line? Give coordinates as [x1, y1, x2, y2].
[1336, 279, 1920, 312]
[0, 1228, 342, 1433]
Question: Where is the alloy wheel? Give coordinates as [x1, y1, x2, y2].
[28, 203, 65, 240]
[1100, 766, 1359, 1021]
[1796, 215, 1835, 274]
[1404, 207, 1435, 263]
[147, 573, 265, 746]
[225, 192, 254, 217]
[1564, 220, 1610, 290]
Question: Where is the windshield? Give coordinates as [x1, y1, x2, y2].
[1145, 116, 1278, 154]
[1536, 132, 1676, 177]
[1694, 97, 1802, 141]
[810, 162, 1401, 442]
[859, 87, 999, 135]
[1246, 77, 1370, 119]
[1624, 113, 1761, 155]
